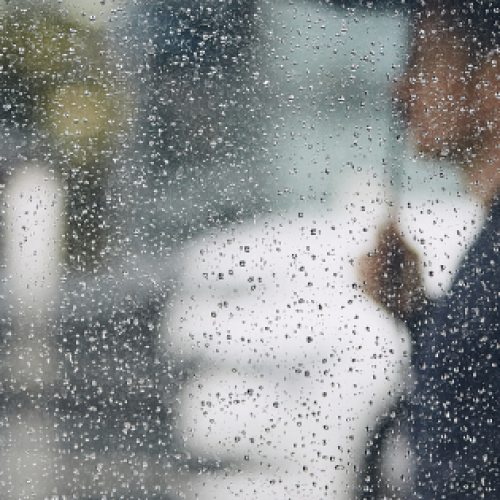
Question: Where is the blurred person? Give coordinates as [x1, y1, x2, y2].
[360, 0, 500, 497]
[0, 5, 172, 498]
[0, 3, 129, 273]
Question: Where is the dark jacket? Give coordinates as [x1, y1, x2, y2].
[411, 198, 500, 498]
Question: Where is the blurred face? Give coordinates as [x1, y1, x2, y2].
[396, 15, 473, 159]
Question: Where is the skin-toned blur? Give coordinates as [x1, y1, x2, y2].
[397, 14, 473, 160]
[397, 11, 500, 189]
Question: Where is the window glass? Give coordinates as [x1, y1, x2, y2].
[0, 1, 489, 499]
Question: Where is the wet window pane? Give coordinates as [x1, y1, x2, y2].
[1, 1, 497, 499]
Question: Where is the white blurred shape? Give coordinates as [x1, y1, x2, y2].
[1, 413, 57, 500]
[164, 209, 409, 499]
[400, 196, 484, 298]
[3, 163, 64, 388]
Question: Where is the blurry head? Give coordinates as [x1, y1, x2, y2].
[397, 1, 500, 163]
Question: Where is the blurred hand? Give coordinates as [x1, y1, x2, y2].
[358, 223, 424, 321]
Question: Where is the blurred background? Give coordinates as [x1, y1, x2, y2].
[0, 1, 482, 499]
